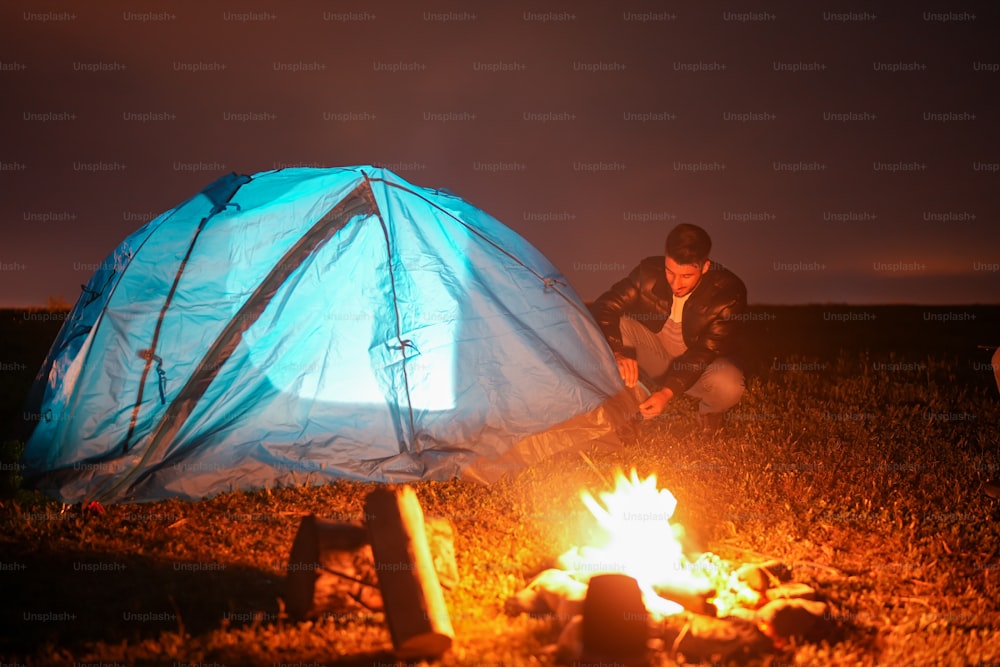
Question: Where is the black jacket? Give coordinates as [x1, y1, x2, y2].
[590, 256, 747, 395]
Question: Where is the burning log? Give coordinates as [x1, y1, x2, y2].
[365, 486, 454, 659]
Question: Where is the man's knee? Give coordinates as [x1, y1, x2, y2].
[620, 317, 672, 379]
[699, 361, 745, 411]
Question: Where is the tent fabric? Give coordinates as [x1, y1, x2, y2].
[21, 166, 632, 504]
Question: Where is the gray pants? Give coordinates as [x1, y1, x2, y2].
[620, 317, 744, 414]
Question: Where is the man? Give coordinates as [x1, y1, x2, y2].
[590, 223, 747, 432]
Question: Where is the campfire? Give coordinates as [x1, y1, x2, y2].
[564, 468, 760, 617]
[507, 468, 838, 664]
[285, 470, 839, 663]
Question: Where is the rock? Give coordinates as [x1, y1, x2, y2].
[755, 598, 836, 644]
[651, 582, 717, 617]
[664, 612, 773, 663]
[556, 595, 584, 626]
[555, 615, 583, 665]
[424, 517, 459, 590]
[736, 560, 792, 593]
[505, 568, 587, 616]
[765, 582, 817, 601]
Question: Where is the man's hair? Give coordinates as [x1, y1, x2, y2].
[665, 223, 712, 265]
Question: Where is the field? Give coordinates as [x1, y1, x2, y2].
[2, 304, 999, 666]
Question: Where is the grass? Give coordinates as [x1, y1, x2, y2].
[1, 305, 999, 666]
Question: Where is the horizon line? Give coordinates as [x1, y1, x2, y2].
[3, 302, 1000, 312]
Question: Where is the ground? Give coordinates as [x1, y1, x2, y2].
[1, 305, 999, 666]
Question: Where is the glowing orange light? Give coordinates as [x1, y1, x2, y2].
[561, 469, 759, 618]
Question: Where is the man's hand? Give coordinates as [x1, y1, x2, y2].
[615, 353, 639, 388]
[639, 388, 674, 419]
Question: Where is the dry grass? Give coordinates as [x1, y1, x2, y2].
[2, 305, 1000, 665]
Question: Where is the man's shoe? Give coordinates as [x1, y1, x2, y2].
[697, 412, 724, 435]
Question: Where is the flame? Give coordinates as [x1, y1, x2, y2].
[561, 469, 760, 618]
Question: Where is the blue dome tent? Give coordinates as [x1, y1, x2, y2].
[22, 166, 632, 503]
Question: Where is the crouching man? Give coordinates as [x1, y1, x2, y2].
[590, 223, 748, 433]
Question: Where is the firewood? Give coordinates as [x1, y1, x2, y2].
[365, 486, 454, 659]
[285, 512, 459, 621]
[286, 515, 381, 619]
[581, 574, 649, 666]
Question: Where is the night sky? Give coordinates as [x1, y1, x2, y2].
[2, 1, 999, 307]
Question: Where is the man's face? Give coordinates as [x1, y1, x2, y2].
[665, 256, 709, 297]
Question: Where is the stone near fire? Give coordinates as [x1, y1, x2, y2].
[555, 614, 584, 664]
[504, 568, 587, 616]
[661, 612, 773, 664]
[736, 559, 792, 593]
[424, 517, 459, 590]
[652, 581, 717, 617]
[556, 594, 585, 626]
[764, 582, 817, 602]
[755, 598, 834, 644]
